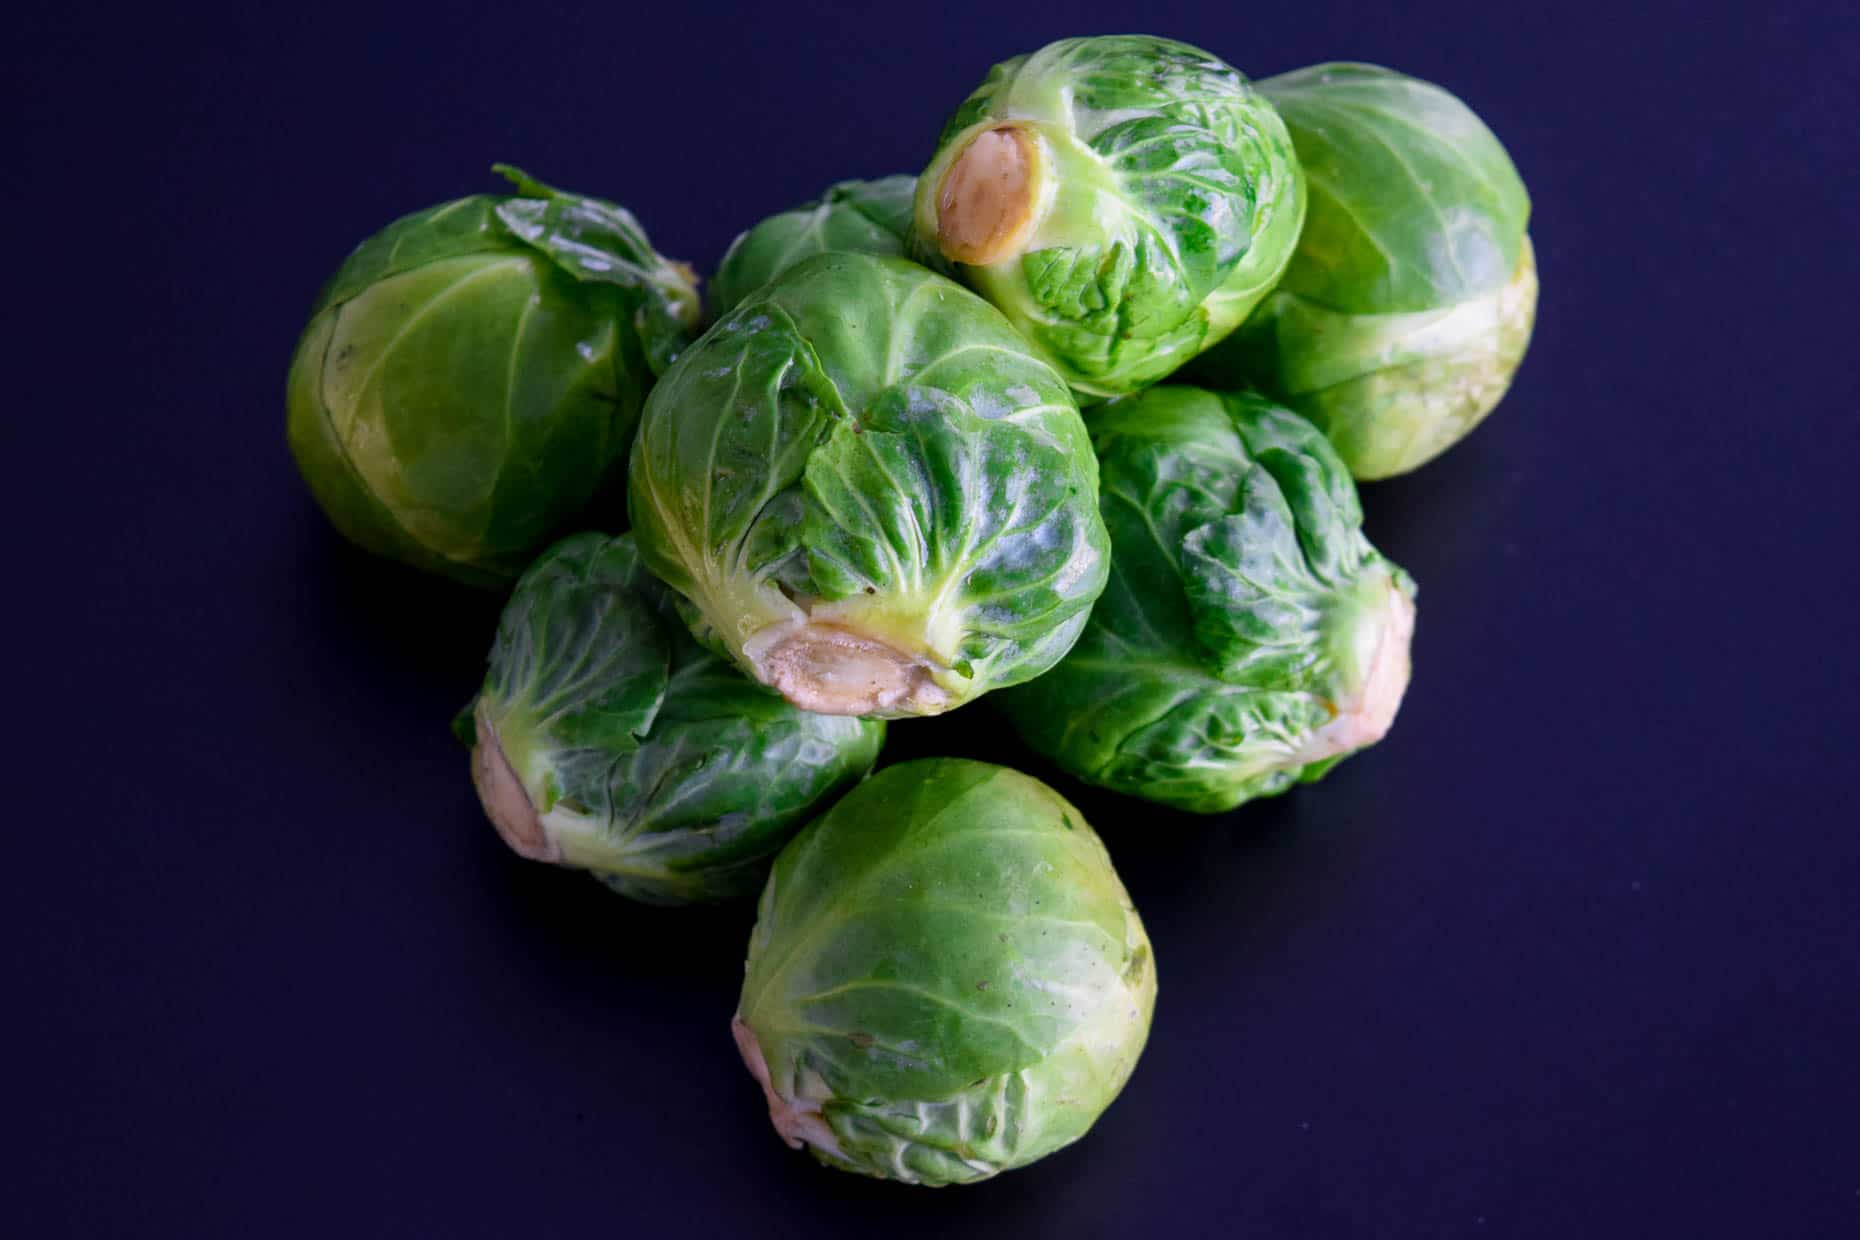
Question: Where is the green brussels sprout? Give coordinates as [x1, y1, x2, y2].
[460, 531, 883, 904]
[995, 387, 1416, 813]
[911, 35, 1305, 400]
[709, 175, 918, 318]
[627, 252, 1109, 719]
[286, 166, 701, 587]
[732, 758, 1155, 1185]
[1189, 64, 1537, 479]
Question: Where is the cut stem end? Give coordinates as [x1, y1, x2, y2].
[470, 711, 556, 863]
[935, 126, 1038, 266]
[1312, 580, 1416, 760]
[731, 1014, 843, 1157]
[759, 624, 948, 717]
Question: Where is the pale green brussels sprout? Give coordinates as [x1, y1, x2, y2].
[709, 175, 918, 318]
[286, 166, 701, 587]
[1190, 64, 1537, 479]
[911, 35, 1305, 400]
[628, 252, 1109, 719]
[995, 387, 1416, 813]
[733, 758, 1155, 1186]
[459, 532, 883, 904]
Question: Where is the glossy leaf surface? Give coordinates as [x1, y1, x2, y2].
[463, 533, 883, 904]
[912, 36, 1304, 399]
[628, 253, 1108, 719]
[285, 168, 700, 586]
[734, 758, 1155, 1185]
[710, 176, 918, 318]
[1190, 64, 1537, 478]
[996, 387, 1416, 813]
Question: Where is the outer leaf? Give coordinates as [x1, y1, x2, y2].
[734, 759, 1155, 1185]
[1256, 66, 1529, 314]
[710, 176, 919, 318]
[800, 385, 1104, 685]
[493, 164, 702, 374]
[1178, 392, 1384, 683]
[1180, 476, 1332, 686]
[1228, 394, 1365, 577]
[309, 196, 513, 312]
[480, 533, 669, 776]
[289, 251, 629, 584]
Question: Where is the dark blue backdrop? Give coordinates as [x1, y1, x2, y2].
[9, 2, 1858, 1236]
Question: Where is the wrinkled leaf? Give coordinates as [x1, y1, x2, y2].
[629, 253, 1106, 716]
[912, 35, 1305, 398]
[464, 533, 884, 904]
[996, 387, 1414, 813]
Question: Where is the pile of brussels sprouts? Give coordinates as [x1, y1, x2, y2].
[288, 36, 1534, 1187]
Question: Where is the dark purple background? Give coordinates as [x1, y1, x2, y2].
[9, 2, 1858, 1235]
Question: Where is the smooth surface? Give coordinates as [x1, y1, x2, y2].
[7, 3, 1858, 1236]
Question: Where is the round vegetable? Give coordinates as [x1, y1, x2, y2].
[460, 532, 883, 904]
[628, 252, 1109, 719]
[995, 387, 1416, 813]
[911, 35, 1305, 400]
[1190, 64, 1537, 479]
[709, 175, 917, 318]
[733, 758, 1156, 1186]
[286, 166, 701, 587]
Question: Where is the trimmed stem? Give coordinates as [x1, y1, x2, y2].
[934, 126, 1039, 265]
[731, 1014, 842, 1156]
[1305, 578, 1416, 762]
[470, 709, 556, 862]
[758, 623, 948, 717]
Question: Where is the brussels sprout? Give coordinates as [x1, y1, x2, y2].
[709, 176, 918, 318]
[627, 252, 1109, 719]
[286, 166, 701, 587]
[460, 531, 883, 904]
[1189, 64, 1537, 479]
[911, 35, 1305, 400]
[995, 387, 1415, 813]
[732, 758, 1155, 1185]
